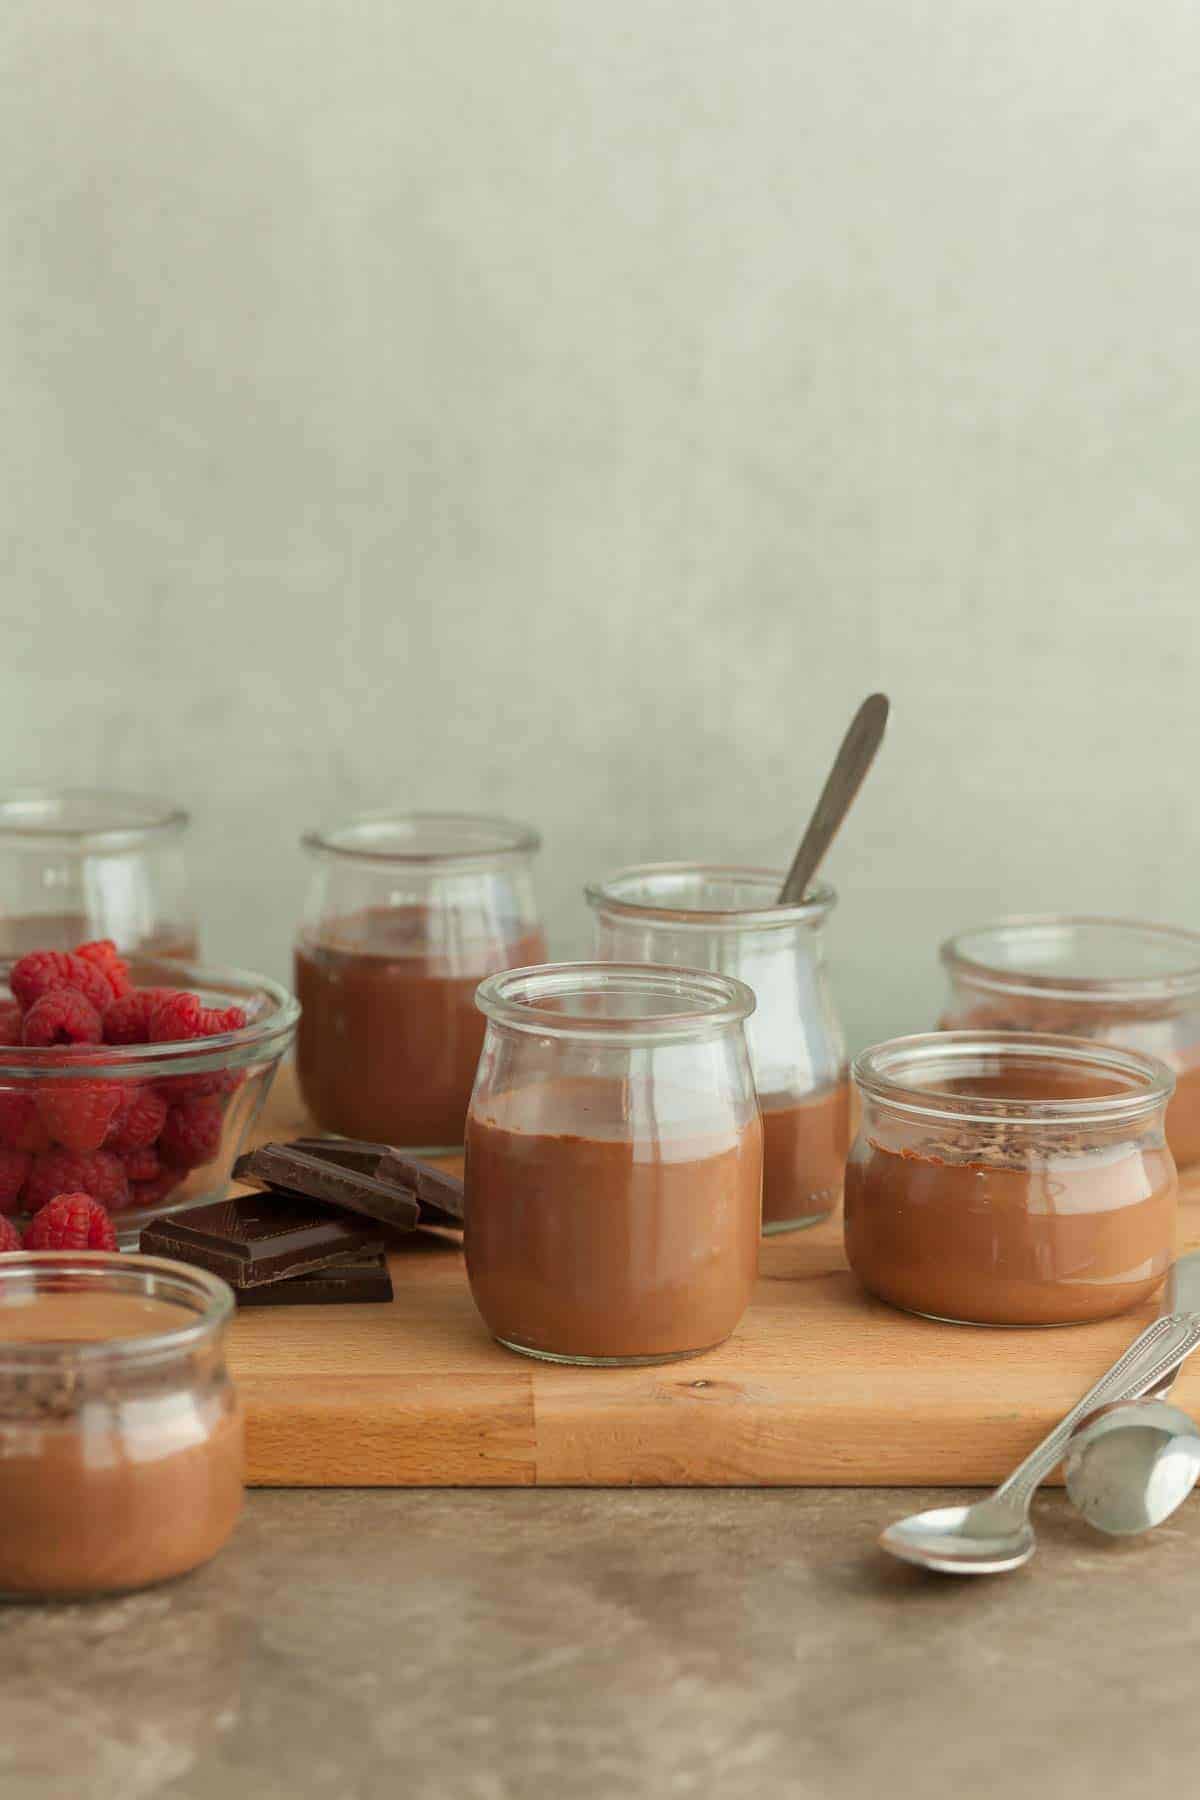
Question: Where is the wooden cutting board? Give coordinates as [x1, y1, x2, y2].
[231, 1064, 1200, 1487]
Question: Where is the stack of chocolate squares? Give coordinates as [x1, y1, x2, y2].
[139, 1140, 464, 1307]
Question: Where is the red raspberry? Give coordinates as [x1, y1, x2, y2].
[36, 1081, 122, 1153]
[0, 1092, 52, 1153]
[23, 989, 103, 1047]
[116, 1145, 162, 1182]
[195, 1005, 246, 1037]
[157, 1067, 242, 1103]
[148, 991, 203, 1043]
[0, 1147, 30, 1215]
[75, 940, 132, 999]
[0, 1000, 22, 1045]
[103, 992, 153, 1045]
[0, 1214, 21, 1252]
[129, 1170, 185, 1211]
[159, 1096, 224, 1168]
[25, 1148, 129, 1215]
[105, 1084, 168, 1152]
[10, 950, 113, 1014]
[24, 1193, 118, 1252]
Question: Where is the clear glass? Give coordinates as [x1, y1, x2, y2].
[587, 864, 848, 1232]
[0, 959, 298, 1246]
[465, 962, 763, 1365]
[0, 789, 197, 964]
[294, 812, 546, 1151]
[0, 1253, 243, 1598]
[940, 916, 1200, 1168]
[845, 1032, 1177, 1327]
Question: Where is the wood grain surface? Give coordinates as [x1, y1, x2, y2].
[233, 1063, 1200, 1487]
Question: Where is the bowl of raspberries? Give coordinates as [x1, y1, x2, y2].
[0, 939, 299, 1246]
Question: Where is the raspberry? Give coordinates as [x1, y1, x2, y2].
[195, 1005, 246, 1037]
[10, 950, 112, 1014]
[0, 1214, 21, 1252]
[75, 940, 132, 999]
[25, 1148, 129, 1215]
[36, 1081, 122, 1153]
[116, 1145, 162, 1182]
[157, 1067, 242, 1103]
[159, 1096, 224, 1168]
[148, 991, 203, 1043]
[0, 1092, 52, 1153]
[105, 1084, 168, 1152]
[129, 1170, 184, 1211]
[0, 1000, 22, 1045]
[24, 1193, 118, 1252]
[23, 989, 103, 1047]
[0, 1147, 30, 1215]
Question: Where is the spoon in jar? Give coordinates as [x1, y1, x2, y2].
[880, 1310, 1200, 1574]
[778, 693, 890, 905]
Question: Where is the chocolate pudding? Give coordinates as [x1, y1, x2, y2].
[760, 1081, 851, 1230]
[295, 908, 547, 1147]
[0, 1290, 243, 1598]
[845, 1067, 1177, 1326]
[465, 1078, 762, 1363]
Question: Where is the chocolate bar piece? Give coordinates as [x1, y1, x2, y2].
[236, 1252, 394, 1307]
[139, 1194, 383, 1289]
[234, 1143, 420, 1232]
[376, 1150, 464, 1226]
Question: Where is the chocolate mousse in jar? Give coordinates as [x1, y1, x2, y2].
[587, 865, 848, 1232]
[465, 963, 763, 1364]
[0, 1252, 244, 1598]
[0, 788, 198, 968]
[941, 917, 1200, 1169]
[844, 1032, 1177, 1326]
[295, 812, 546, 1150]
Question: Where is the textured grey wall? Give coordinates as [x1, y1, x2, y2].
[3, 2, 1198, 1051]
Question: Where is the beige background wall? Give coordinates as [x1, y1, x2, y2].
[2, 1, 1198, 1049]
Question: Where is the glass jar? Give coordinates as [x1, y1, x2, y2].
[0, 789, 197, 966]
[844, 1032, 1177, 1327]
[295, 812, 546, 1150]
[941, 916, 1200, 1169]
[465, 962, 762, 1365]
[587, 864, 848, 1232]
[0, 1252, 244, 1598]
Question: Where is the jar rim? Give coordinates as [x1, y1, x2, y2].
[585, 862, 837, 929]
[0, 1252, 233, 1370]
[0, 788, 189, 853]
[475, 960, 757, 1041]
[941, 914, 1200, 1004]
[853, 1031, 1175, 1127]
[302, 811, 541, 866]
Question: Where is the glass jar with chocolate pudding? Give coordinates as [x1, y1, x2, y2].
[0, 789, 198, 966]
[844, 1032, 1177, 1327]
[587, 865, 848, 1233]
[0, 1252, 243, 1598]
[941, 917, 1200, 1169]
[465, 963, 763, 1365]
[295, 813, 546, 1150]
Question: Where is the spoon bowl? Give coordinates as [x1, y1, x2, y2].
[1064, 1397, 1200, 1536]
[880, 1499, 1036, 1575]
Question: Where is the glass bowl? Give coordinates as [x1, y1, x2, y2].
[0, 960, 299, 1247]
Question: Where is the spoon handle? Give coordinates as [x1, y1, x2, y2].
[778, 693, 889, 905]
[996, 1314, 1200, 1512]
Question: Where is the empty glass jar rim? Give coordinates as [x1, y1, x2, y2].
[0, 788, 189, 852]
[0, 1252, 233, 1371]
[476, 960, 756, 1041]
[585, 862, 836, 929]
[303, 811, 541, 865]
[941, 915, 1200, 1004]
[853, 1031, 1175, 1127]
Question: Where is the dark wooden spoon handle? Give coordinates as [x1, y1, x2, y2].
[778, 693, 890, 905]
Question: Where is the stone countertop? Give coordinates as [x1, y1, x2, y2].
[3, 1486, 1195, 1800]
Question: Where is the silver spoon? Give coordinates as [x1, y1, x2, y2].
[1064, 1397, 1200, 1535]
[778, 693, 889, 905]
[880, 1311, 1200, 1574]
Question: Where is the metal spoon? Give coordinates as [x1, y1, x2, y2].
[778, 693, 889, 905]
[880, 1311, 1200, 1574]
[1064, 1397, 1200, 1535]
